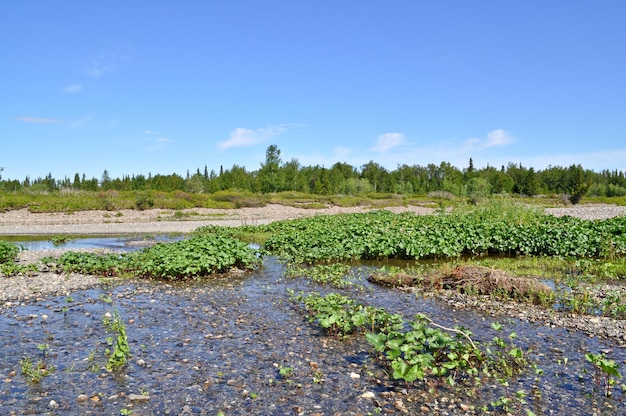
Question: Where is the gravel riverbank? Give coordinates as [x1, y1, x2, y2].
[2, 203, 625, 236]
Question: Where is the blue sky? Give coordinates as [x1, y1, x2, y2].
[2, 1, 625, 181]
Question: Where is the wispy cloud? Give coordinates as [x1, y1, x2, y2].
[68, 114, 94, 129]
[370, 132, 406, 153]
[84, 51, 130, 78]
[144, 137, 172, 152]
[463, 129, 514, 151]
[15, 116, 60, 124]
[64, 84, 83, 93]
[218, 125, 291, 150]
[132, 130, 173, 152]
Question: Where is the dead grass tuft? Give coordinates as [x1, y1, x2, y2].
[369, 264, 552, 301]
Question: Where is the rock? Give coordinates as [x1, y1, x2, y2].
[394, 399, 409, 413]
[349, 372, 360, 379]
[48, 400, 59, 409]
[128, 394, 150, 402]
[362, 391, 375, 399]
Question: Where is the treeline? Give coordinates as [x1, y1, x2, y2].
[1, 145, 626, 203]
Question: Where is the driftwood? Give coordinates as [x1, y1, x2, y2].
[369, 264, 551, 300]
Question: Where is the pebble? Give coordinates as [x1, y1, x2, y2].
[361, 391, 375, 398]
[128, 394, 150, 402]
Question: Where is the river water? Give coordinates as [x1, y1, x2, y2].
[1, 248, 625, 414]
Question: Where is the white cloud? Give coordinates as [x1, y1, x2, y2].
[485, 129, 514, 147]
[217, 125, 290, 150]
[464, 129, 514, 151]
[64, 84, 83, 93]
[370, 132, 405, 153]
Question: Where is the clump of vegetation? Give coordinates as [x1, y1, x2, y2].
[103, 307, 131, 371]
[289, 291, 403, 336]
[0, 241, 20, 264]
[45, 233, 259, 280]
[48, 251, 123, 276]
[262, 203, 626, 263]
[585, 352, 623, 397]
[51, 235, 72, 245]
[284, 263, 358, 288]
[20, 355, 54, 383]
[290, 291, 530, 389]
[370, 264, 553, 304]
[126, 234, 259, 279]
[0, 262, 39, 277]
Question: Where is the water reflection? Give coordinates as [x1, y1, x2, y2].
[3, 234, 184, 251]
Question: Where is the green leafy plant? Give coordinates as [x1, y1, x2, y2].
[585, 352, 622, 396]
[0, 262, 38, 276]
[278, 365, 293, 379]
[284, 263, 357, 288]
[0, 241, 20, 264]
[103, 307, 131, 371]
[20, 356, 54, 383]
[51, 235, 71, 245]
[262, 207, 626, 263]
[37, 343, 49, 358]
[44, 233, 259, 280]
[366, 313, 481, 385]
[290, 291, 403, 336]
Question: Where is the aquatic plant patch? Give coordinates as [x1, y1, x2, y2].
[0, 240, 20, 264]
[103, 307, 131, 371]
[126, 234, 259, 279]
[261, 208, 626, 263]
[283, 263, 359, 288]
[290, 290, 532, 389]
[289, 291, 403, 336]
[44, 234, 259, 280]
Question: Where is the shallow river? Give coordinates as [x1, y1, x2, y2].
[1, 256, 625, 415]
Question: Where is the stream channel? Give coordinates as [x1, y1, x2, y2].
[1, 236, 625, 415]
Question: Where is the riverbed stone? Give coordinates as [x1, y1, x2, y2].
[128, 394, 150, 402]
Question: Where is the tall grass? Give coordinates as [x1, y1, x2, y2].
[450, 198, 545, 225]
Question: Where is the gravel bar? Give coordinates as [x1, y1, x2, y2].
[1, 203, 625, 307]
